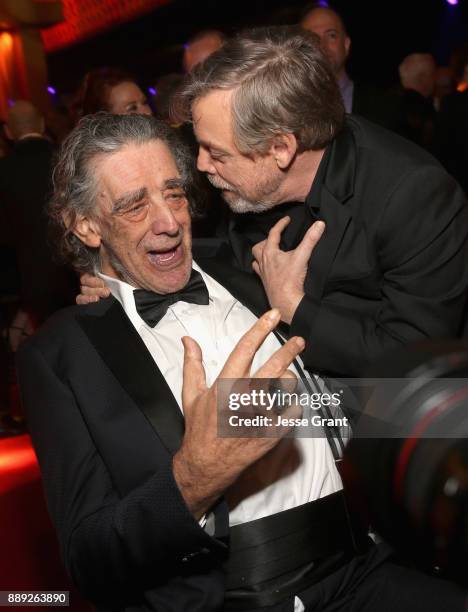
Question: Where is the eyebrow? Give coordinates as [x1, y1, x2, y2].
[111, 179, 186, 214]
[209, 144, 229, 155]
[163, 178, 185, 190]
[112, 187, 147, 214]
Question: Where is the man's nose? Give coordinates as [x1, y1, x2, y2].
[197, 147, 215, 174]
[149, 202, 180, 235]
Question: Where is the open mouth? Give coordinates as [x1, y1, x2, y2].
[147, 243, 183, 267]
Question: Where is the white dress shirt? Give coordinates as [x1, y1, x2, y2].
[100, 262, 343, 612]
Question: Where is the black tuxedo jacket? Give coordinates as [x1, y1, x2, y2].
[228, 116, 468, 378]
[17, 261, 272, 611]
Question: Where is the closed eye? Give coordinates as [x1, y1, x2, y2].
[125, 202, 149, 219]
[210, 151, 227, 162]
[166, 191, 188, 208]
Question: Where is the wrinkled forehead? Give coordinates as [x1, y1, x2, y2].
[91, 140, 181, 209]
[192, 88, 234, 137]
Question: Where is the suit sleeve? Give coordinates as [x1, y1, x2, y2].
[291, 166, 468, 376]
[17, 341, 226, 602]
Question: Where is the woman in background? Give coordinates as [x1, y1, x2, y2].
[74, 67, 152, 120]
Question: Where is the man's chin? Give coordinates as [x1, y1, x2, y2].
[223, 193, 276, 214]
[143, 249, 193, 294]
[146, 265, 192, 294]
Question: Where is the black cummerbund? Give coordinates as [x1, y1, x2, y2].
[224, 490, 370, 610]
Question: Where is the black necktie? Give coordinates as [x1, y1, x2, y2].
[134, 269, 209, 327]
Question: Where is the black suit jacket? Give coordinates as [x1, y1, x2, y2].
[16, 261, 274, 611]
[228, 116, 468, 377]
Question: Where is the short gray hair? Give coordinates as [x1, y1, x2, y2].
[174, 25, 344, 154]
[49, 113, 199, 273]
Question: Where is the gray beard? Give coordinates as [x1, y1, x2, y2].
[226, 195, 277, 214]
[206, 174, 278, 214]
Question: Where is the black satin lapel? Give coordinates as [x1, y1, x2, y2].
[76, 299, 184, 454]
[198, 257, 270, 318]
[306, 190, 352, 302]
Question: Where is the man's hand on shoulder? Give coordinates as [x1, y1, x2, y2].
[252, 217, 325, 324]
[173, 308, 305, 520]
[77, 273, 111, 304]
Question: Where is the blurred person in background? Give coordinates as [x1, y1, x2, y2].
[151, 73, 185, 124]
[300, 2, 402, 131]
[433, 65, 456, 111]
[399, 53, 437, 100]
[183, 29, 226, 73]
[398, 52, 437, 151]
[0, 101, 76, 348]
[73, 67, 152, 121]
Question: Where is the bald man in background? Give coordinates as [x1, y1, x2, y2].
[397, 53, 438, 151]
[399, 53, 437, 100]
[0, 101, 75, 340]
[300, 3, 403, 132]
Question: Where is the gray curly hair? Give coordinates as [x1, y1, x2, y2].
[49, 113, 200, 273]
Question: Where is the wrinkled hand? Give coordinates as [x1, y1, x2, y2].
[173, 309, 304, 519]
[252, 217, 325, 324]
[76, 273, 111, 305]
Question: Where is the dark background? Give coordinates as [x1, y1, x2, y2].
[46, 0, 468, 95]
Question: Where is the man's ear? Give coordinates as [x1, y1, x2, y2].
[65, 212, 102, 248]
[345, 36, 351, 59]
[269, 133, 298, 170]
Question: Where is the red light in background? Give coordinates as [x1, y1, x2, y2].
[0, 435, 40, 493]
[41, 0, 173, 52]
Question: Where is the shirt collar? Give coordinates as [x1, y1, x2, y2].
[98, 261, 232, 329]
[98, 271, 143, 330]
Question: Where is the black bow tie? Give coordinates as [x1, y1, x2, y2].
[133, 269, 209, 328]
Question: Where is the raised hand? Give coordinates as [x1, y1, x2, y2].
[252, 217, 325, 324]
[173, 308, 304, 518]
